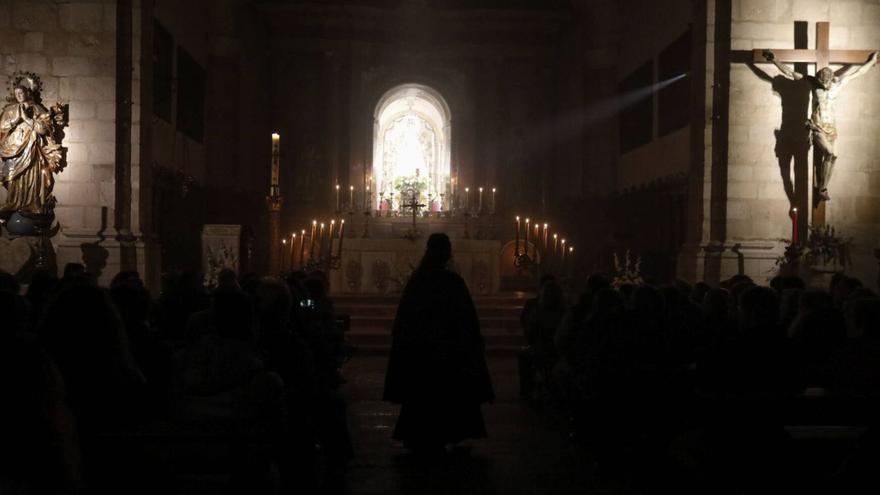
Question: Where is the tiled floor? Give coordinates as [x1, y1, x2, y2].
[341, 354, 606, 495]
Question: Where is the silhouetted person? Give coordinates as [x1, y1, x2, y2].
[383, 233, 494, 453]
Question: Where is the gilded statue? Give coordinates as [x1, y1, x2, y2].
[0, 71, 67, 228]
[763, 50, 879, 201]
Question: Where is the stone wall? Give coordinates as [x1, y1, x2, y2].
[723, 0, 880, 283]
[0, 0, 152, 285]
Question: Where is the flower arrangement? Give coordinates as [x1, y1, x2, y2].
[777, 225, 854, 268]
[393, 175, 429, 196]
[612, 249, 644, 288]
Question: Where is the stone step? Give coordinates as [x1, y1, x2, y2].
[332, 293, 533, 306]
[337, 305, 523, 319]
[347, 331, 526, 353]
[348, 315, 522, 332]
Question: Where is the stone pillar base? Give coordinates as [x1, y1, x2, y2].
[677, 240, 783, 285]
[55, 230, 161, 292]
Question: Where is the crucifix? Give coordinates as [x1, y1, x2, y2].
[402, 194, 426, 237]
[752, 21, 878, 227]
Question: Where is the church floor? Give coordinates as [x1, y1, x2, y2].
[340, 354, 608, 495]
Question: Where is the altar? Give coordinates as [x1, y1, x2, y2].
[326, 214, 502, 295]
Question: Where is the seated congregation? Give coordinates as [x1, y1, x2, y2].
[0, 266, 353, 495]
[520, 272, 880, 492]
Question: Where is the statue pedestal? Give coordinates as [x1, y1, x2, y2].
[0, 229, 37, 278]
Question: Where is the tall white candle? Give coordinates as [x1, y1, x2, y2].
[270, 133, 280, 195]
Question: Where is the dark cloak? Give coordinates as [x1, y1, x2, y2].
[383, 265, 494, 446]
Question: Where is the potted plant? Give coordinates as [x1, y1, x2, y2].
[777, 225, 853, 286]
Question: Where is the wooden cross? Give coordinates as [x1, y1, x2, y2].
[753, 21, 877, 227]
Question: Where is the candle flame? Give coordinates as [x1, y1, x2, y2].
[793, 207, 798, 212]
[341, 220, 345, 224]
[336, 184, 339, 190]
[331, 220, 335, 225]
[312, 220, 317, 225]
[479, 187, 483, 192]
[492, 188, 496, 192]
[516, 216, 520, 221]
[465, 187, 469, 192]
[321, 223, 325, 228]
[569, 247, 574, 252]
[271, 133, 279, 140]
[301, 229, 306, 235]
[561, 239, 566, 244]
[350, 185, 354, 190]
[544, 223, 548, 228]
[282, 239, 287, 244]
[554, 234, 557, 239]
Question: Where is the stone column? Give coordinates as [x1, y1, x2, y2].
[268, 195, 283, 274]
[115, 0, 137, 271]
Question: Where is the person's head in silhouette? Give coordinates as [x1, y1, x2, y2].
[418, 233, 452, 271]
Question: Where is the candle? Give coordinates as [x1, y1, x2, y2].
[543, 224, 548, 251]
[335, 185, 340, 211]
[492, 187, 496, 213]
[290, 232, 296, 271]
[319, 222, 325, 260]
[299, 229, 306, 268]
[349, 186, 354, 208]
[525, 218, 530, 256]
[534, 223, 540, 242]
[270, 133, 280, 195]
[328, 220, 336, 258]
[553, 234, 558, 259]
[281, 238, 287, 272]
[309, 220, 317, 262]
[465, 187, 470, 209]
[478, 187, 483, 211]
[337, 220, 345, 257]
[561, 239, 566, 262]
[792, 207, 799, 244]
[568, 246, 574, 275]
[515, 216, 521, 255]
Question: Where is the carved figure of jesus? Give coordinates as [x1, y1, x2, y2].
[763, 49, 878, 201]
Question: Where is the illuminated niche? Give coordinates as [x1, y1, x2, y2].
[372, 84, 451, 210]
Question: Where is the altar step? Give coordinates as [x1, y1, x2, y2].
[335, 293, 531, 352]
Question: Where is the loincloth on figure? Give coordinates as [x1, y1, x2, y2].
[805, 116, 838, 141]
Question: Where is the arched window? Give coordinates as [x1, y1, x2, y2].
[373, 84, 451, 210]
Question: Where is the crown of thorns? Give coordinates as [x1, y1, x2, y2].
[7, 71, 43, 96]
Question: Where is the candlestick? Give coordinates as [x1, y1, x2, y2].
[792, 207, 799, 245]
[515, 216, 521, 255]
[478, 187, 483, 211]
[337, 220, 345, 257]
[270, 133, 280, 195]
[525, 218, 530, 257]
[299, 229, 306, 268]
[309, 220, 317, 262]
[335, 185, 340, 211]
